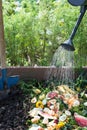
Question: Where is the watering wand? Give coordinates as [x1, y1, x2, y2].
[0, 0, 19, 91]
[60, 0, 87, 51]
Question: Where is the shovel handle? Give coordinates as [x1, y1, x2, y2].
[0, 0, 6, 69]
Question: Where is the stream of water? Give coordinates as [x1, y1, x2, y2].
[50, 46, 75, 86]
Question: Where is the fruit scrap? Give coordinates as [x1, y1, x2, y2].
[74, 113, 87, 127]
[57, 85, 75, 95]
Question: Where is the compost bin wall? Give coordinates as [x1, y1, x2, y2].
[0, 66, 87, 81]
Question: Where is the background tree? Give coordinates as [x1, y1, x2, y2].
[0, 0, 6, 68]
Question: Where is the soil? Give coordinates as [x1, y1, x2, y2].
[0, 88, 31, 130]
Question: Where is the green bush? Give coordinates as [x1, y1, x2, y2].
[3, 0, 87, 66]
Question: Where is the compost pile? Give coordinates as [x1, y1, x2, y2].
[23, 80, 87, 130]
[28, 83, 87, 130]
[0, 80, 87, 130]
[0, 88, 30, 130]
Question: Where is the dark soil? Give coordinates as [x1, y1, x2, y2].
[0, 88, 31, 130]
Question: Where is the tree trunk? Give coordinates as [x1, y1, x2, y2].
[0, 0, 6, 68]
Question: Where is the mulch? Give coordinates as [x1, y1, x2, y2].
[0, 88, 31, 130]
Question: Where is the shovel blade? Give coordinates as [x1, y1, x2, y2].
[7, 75, 19, 88]
[0, 78, 3, 90]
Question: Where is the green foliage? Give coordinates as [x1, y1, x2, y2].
[75, 70, 87, 87]
[2, 0, 87, 66]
